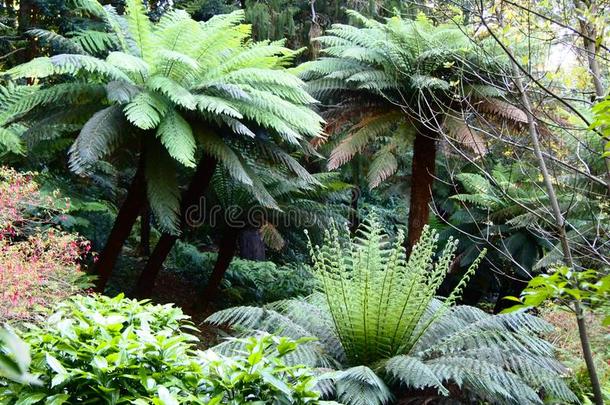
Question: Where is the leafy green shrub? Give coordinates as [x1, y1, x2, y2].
[0, 294, 203, 403]
[201, 335, 325, 404]
[0, 327, 39, 386]
[0, 294, 328, 404]
[209, 215, 577, 404]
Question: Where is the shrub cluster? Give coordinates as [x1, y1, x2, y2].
[0, 294, 325, 404]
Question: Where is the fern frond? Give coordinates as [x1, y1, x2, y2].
[145, 142, 180, 234]
[123, 91, 169, 130]
[334, 366, 393, 405]
[147, 75, 196, 110]
[27, 29, 86, 54]
[124, 0, 156, 61]
[328, 111, 402, 169]
[367, 145, 398, 189]
[68, 105, 126, 175]
[195, 130, 252, 186]
[8, 54, 132, 82]
[156, 109, 196, 168]
[383, 355, 447, 395]
[70, 29, 118, 55]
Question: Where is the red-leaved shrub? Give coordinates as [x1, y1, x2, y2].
[0, 167, 93, 322]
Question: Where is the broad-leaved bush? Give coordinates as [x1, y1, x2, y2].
[0, 294, 327, 404]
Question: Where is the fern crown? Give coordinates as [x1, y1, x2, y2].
[300, 11, 521, 188]
[3, 0, 324, 233]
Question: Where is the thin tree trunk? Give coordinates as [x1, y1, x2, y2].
[133, 156, 217, 297]
[138, 204, 151, 256]
[94, 164, 146, 292]
[576, 1, 605, 99]
[407, 128, 437, 252]
[513, 62, 604, 405]
[575, 0, 610, 193]
[17, 0, 38, 66]
[199, 228, 240, 306]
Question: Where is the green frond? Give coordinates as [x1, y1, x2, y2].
[27, 29, 86, 54]
[156, 49, 200, 78]
[156, 10, 201, 54]
[255, 141, 319, 185]
[195, 95, 242, 119]
[195, 130, 251, 186]
[410, 74, 450, 90]
[383, 355, 447, 395]
[6, 83, 105, 118]
[8, 54, 131, 82]
[106, 51, 150, 76]
[334, 366, 393, 405]
[209, 216, 572, 405]
[147, 75, 196, 110]
[0, 127, 24, 155]
[156, 109, 196, 168]
[124, 0, 156, 61]
[70, 29, 118, 55]
[68, 105, 126, 174]
[428, 356, 542, 405]
[105, 81, 141, 104]
[123, 91, 169, 130]
[71, 0, 106, 17]
[21, 104, 100, 147]
[145, 142, 180, 235]
[367, 145, 398, 189]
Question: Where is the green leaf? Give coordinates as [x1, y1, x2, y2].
[156, 386, 179, 405]
[15, 393, 47, 405]
[45, 353, 67, 375]
[44, 394, 70, 405]
[124, 91, 169, 130]
[145, 141, 181, 234]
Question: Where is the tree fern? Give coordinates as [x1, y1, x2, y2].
[299, 9, 525, 195]
[208, 214, 576, 404]
[1, 0, 323, 234]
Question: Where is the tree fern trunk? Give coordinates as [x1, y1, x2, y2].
[138, 204, 151, 256]
[238, 227, 266, 261]
[199, 228, 239, 306]
[18, 0, 39, 67]
[94, 164, 146, 292]
[133, 156, 217, 297]
[406, 128, 437, 253]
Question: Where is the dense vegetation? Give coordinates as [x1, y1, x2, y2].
[0, 0, 608, 404]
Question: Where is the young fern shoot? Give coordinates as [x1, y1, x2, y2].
[306, 215, 486, 366]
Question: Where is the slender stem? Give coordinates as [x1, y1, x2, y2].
[512, 61, 604, 405]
